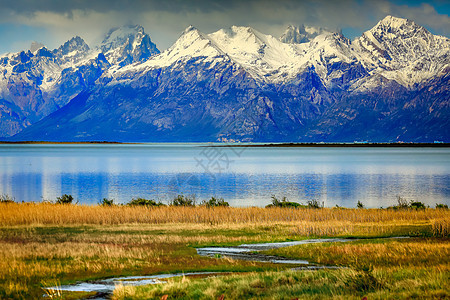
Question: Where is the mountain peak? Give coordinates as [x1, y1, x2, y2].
[369, 15, 426, 36]
[280, 24, 332, 44]
[55, 36, 90, 57]
[100, 24, 159, 66]
[183, 25, 197, 34]
[101, 25, 145, 52]
[378, 15, 410, 28]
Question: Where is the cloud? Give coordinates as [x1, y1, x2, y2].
[0, 0, 448, 54]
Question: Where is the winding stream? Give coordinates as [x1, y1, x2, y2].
[196, 238, 354, 265]
[46, 237, 405, 298]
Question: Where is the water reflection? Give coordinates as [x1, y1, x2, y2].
[0, 144, 449, 207]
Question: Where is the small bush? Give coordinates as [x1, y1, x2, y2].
[307, 199, 323, 209]
[202, 197, 229, 207]
[357, 201, 365, 209]
[410, 201, 426, 210]
[170, 194, 196, 206]
[0, 194, 15, 203]
[56, 194, 74, 204]
[388, 197, 426, 210]
[127, 198, 164, 207]
[346, 265, 383, 293]
[266, 196, 304, 208]
[396, 196, 410, 209]
[436, 203, 448, 209]
[99, 198, 115, 206]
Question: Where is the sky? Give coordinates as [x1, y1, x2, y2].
[0, 0, 449, 54]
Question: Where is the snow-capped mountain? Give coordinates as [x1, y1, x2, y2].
[2, 16, 449, 142]
[352, 16, 449, 87]
[0, 25, 159, 137]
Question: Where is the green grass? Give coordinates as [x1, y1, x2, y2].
[114, 267, 449, 300]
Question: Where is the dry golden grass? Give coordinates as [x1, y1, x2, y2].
[1, 202, 448, 238]
[1, 202, 448, 225]
[1, 203, 448, 299]
[432, 218, 450, 237]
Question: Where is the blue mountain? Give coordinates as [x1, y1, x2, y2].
[2, 17, 449, 142]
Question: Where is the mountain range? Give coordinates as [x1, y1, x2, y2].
[1, 16, 449, 142]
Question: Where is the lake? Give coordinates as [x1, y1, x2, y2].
[0, 144, 449, 208]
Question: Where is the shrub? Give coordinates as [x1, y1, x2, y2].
[56, 194, 74, 204]
[396, 196, 410, 209]
[357, 201, 365, 209]
[128, 198, 164, 207]
[0, 194, 15, 203]
[346, 265, 383, 293]
[388, 197, 426, 210]
[99, 198, 115, 206]
[266, 196, 304, 208]
[202, 197, 229, 207]
[410, 201, 426, 210]
[170, 194, 195, 206]
[307, 199, 323, 209]
[436, 203, 448, 209]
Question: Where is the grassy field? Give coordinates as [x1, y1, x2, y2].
[0, 203, 448, 299]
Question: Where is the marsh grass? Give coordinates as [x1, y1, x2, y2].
[1, 203, 448, 299]
[0, 223, 290, 299]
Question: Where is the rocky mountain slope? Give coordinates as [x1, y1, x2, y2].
[2, 16, 449, 142]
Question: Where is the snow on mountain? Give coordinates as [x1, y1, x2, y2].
[117, 25, 359, 87]
[145, 25, 223, 67]
[110, 16, 448, 89]
[352, 15, 450, 87]
[208, 26, 304, 82]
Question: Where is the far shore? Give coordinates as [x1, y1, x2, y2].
[0, 141, 448, 147]
[212, 142, 450, 148]
[0, 141, 126, 144]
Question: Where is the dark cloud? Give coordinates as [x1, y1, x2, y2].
[0, 0, 448, 54]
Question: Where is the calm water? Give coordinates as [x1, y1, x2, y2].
[0, 144, 449, 208]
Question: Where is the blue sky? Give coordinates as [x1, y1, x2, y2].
[0, 0, 449, 54]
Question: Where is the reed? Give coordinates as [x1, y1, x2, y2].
[431, 218, 450, 237]
[0, 202, 447, 227]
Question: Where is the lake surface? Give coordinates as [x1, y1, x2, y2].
[0, 144, 449, 208]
